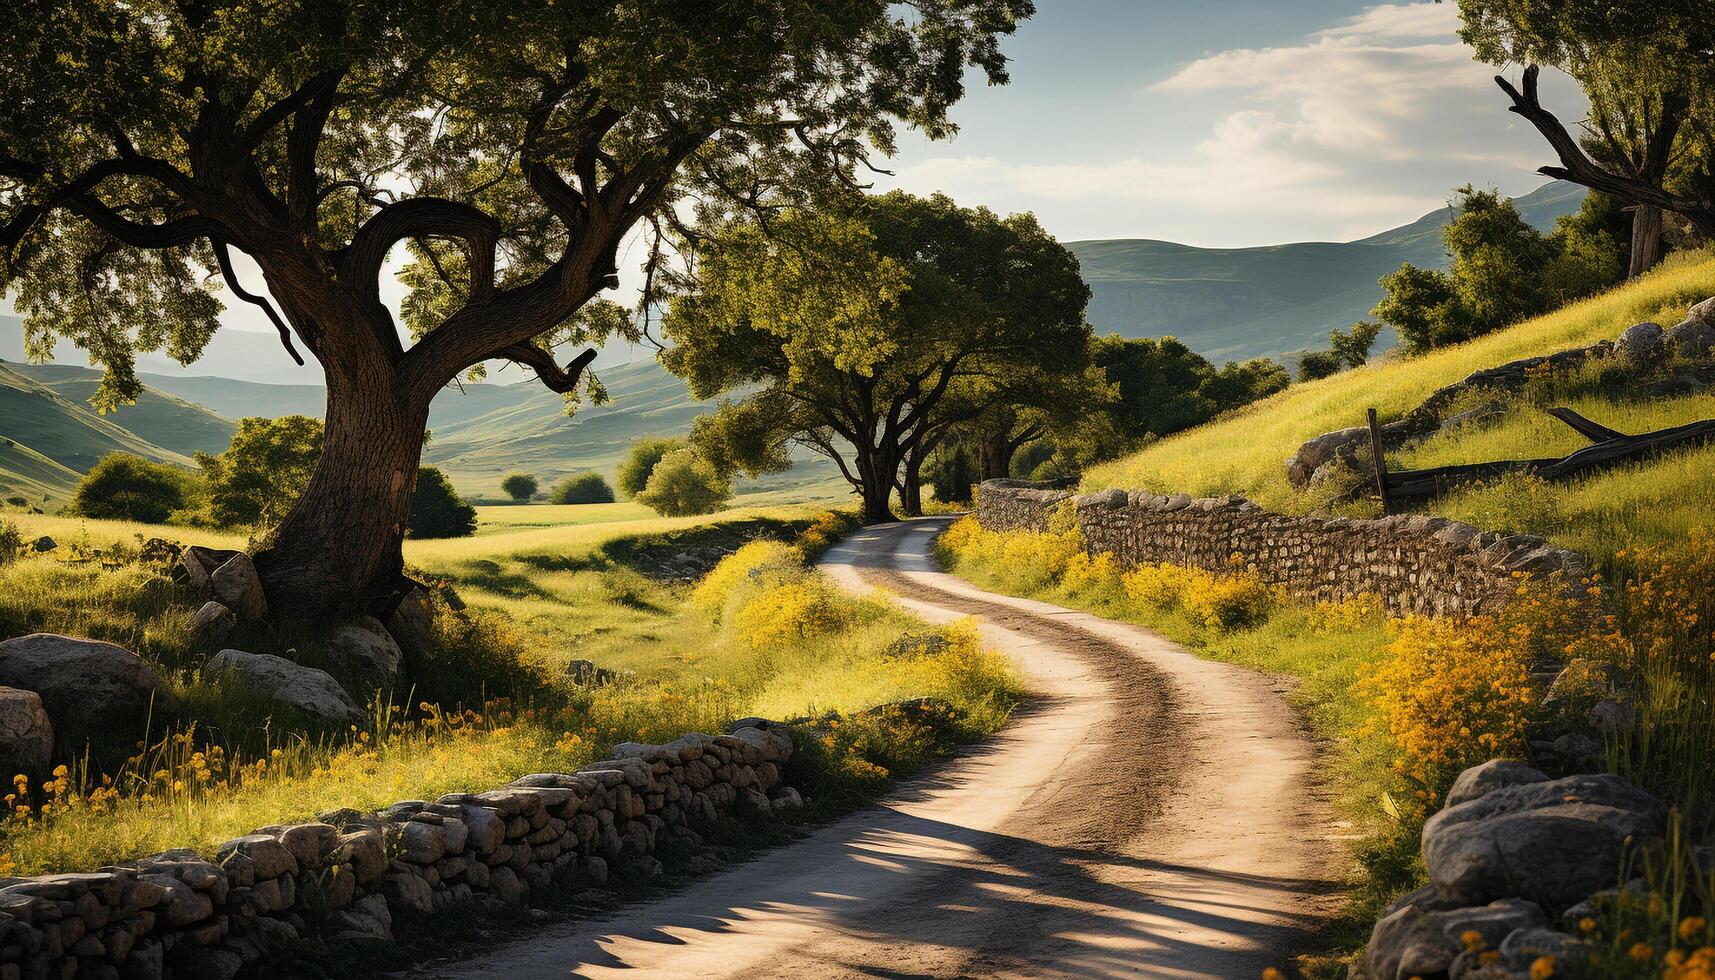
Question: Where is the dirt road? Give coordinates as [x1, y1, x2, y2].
[428, 517, 1340, 978]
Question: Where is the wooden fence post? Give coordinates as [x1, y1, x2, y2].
[1367, 407, 1394, 515]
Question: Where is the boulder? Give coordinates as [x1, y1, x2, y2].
[1688, 295, 1715, 325]
[209, 552, 267, 620]
[1445, 760, 1549, 809]
[191, 601, 236, 647]
[1616, 321, 1664, 361]
[387, 586, 436, 663]
[1363, 887, 1545, 980]
[0, 688, 53, 774]
[325, 617, 404, 696]
[29, 536, 54, 553]
[205, 649, 364, 725]
[1422, 773, 1666, 907]
[0, 634, 179, 743]
[1666, 317, 1715, 358]
[180, 546, 234, 591]
[1285, 426, 1368, 488]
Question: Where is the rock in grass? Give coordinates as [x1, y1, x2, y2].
[209, 552, 267, 620]
[1422, 773, 1665, 907]
[0, 687, 53, 774]
[1363, 886, 1544, 980]
[325, 616, 404, 697]
[0, 634, 179, 745]
[1444, 760, 1549, 809]
[1616, 321, 1664, 361]
[205, 649, 364, 725]
[191, 601, 236, 646]
[1667, 316, 1715, 358]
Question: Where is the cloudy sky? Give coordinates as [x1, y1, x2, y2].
[872, 0, 1585, 246]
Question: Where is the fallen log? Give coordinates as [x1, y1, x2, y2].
[1373, 407, 1715, 507]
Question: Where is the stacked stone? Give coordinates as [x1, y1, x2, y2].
[0, 719, 799, 979]
[978, 482, 1589, 617]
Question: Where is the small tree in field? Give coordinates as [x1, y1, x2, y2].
[197, 416, 323, 527]
[71, 453, 193, 524]
[409, 468, 476, 539]
[500, 472, 538, 503]
[616, 437, 680, 499]
[0, 1, 1029, 617]
[551, 473, 615, 505]
[635, 450, 730, 517]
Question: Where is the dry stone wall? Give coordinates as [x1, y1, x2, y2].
[0, 719, 801, 979]
[977, 480, 1587, 616]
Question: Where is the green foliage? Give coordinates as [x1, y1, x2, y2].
[1331, 321, 1384, 368]
[499, 472, 538, 503]
[409, 467, 476, 539]
[1201, 357, 1291, 411]
[0, 519, 20, 564]
[688, 399, 794, 480]
[550, 473, 615, 505]
[923, 444, 977, 504]
[616, 437, 681, 499]
[634, 449, 731, 517]
[1296, 350, 1342, 382]
[1375, 186, 1626, 353]
[664, 191, 1091, 518]
[195, 416, 323, 528]
[70, 453, 193, 524]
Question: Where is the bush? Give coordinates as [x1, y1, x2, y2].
[500, 472, 538, 503]
[196, 416, 323, 527]
[616, 437, 681, 498]
[409, 467, 476, 538]
[635, 449, 730, 516]
[692, 540, 799, 617]
[70, 453, 194, 524]
[0, 520, 20, 564]
[550, 473, 615, 504]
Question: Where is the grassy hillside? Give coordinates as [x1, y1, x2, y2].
[1070, 181, 1586, 361]
[1085, 249, 1715, 555]
[11, 364, 236, 457]
[0, 362, 198, 487]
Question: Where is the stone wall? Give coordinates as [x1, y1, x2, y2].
[977, 480, 1587, 616]
[0, 720, 800, 979]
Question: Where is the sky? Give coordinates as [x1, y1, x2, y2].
[5, 1, 1590, 379]
[873, 0, 1585, 246]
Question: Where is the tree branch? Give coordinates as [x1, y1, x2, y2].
[497, 343, 598, 394]
[213, 240, 307, 365]
[340, 197, 499, 305]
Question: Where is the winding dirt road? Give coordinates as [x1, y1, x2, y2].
[429, 517, 1341, 978]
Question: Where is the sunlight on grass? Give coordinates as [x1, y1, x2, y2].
[1084, 249, 1715, 511]
[469, 500, 657, 533]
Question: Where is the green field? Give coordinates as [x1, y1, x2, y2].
[1085, 248, 1715, 557]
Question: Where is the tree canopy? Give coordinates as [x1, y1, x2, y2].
[663, 191, 1089, 522]
[0, 0, 1032, 615]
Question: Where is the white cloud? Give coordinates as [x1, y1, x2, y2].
[882, 2, 1585, 244]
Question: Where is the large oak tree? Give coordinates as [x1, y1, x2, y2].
[0, 0, 1030, 617]
[664, 191, 1089, 523]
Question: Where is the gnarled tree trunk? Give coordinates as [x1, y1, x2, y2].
[1629, 205, 1664, 278]
[254, 360, 431, 617]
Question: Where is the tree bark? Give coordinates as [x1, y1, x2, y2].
[854, 447, 898, 524]
[977, 432, 1014, 482]
[899, 454, 924, 518]
[1629, 205, 1664, 278]
[253, 360, 430, 618]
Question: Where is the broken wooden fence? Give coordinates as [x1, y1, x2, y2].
[1367, 406, 1715, 513]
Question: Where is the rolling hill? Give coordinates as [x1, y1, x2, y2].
[1070, 181, 1588, 361]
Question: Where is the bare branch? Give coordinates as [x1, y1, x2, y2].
[213, 240, 307, 365]
[497, 343, 598, 394]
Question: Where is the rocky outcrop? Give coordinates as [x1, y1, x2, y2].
[0, 718, 801, 978]
[1360, 761, 1668, 979]
[205, 650, 365, 726]
[0, 634, 179, 746]
[978, 483, 1588, 616]
[0, 687, 53, 774]
[208, 553, 266, 621]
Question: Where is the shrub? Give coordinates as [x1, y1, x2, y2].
[500, 472, 538, 503]
[616, 436, 681, 498]
[793, 509, 862, 561]
[692, 540, 799, 617]
[70, 453, 194, 524]
[0, 520, 20, 564]
[1060, 551, 1122, 600]
[635, 449, 730, 516]
[409, 467, 477, 538]
[1182, 566, 1275, 631]
[196, 416, 322, 527]
[732, 578, 853, 648]
[1358, 613, 1537, 816]
[550, 472, 615, 505]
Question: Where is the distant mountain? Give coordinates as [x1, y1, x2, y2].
[1068, 181, 1588, 361]
[14, 364, 237, 458]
